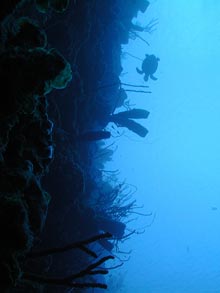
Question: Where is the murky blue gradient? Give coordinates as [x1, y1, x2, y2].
[105, 1, 220, 292]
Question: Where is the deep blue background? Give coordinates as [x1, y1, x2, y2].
[105, 1, 220, 292]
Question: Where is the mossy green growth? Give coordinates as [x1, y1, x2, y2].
[51, 62, 72, 89]
[35, 0, 69, 13]
[0, 47, 72, 99]
[35, 0, 49, 13]
[42, 48, 72, 93]
[50, 0, 70, 12]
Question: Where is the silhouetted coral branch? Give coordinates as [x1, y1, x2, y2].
[23, 272, 108, 289]
[129, 31, 150, 45]
[124, 89, 151, 94]
[68, 256, 114, 280]
[23, 255, 114, 289]
[27, 232, 112, 258]
[121, 82, 149, 88]
[90, 81, 149, 94]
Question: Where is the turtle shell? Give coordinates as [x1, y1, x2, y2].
[142, 54, 159, 75]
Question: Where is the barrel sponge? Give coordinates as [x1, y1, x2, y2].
[26, 48, 72, 94]
[5, 17, 47, 49]
[50, 61, 72, 89]
[45, 48, 72, 90]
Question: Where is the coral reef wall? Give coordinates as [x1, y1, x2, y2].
[0, 1, 151, 292]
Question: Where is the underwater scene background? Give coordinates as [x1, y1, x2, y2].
[106, 1, 220, 292]
[1, 0, 220, 292]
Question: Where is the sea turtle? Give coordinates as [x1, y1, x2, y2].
[136, 54, 160, 81]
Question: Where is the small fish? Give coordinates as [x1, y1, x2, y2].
[211, 206, 218, 211]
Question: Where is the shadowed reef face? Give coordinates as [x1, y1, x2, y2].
[0, 0, 152, 292]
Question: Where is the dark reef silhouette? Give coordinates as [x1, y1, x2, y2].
[0, 0, 157, 292]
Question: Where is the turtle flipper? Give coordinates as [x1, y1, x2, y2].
[150, 74, 157, 81]
[144, 74, 149, 82]
[136, 67, 144, 75]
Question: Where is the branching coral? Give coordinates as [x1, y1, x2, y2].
[23, 233, 114, 289]
[92, 181, 139, 222]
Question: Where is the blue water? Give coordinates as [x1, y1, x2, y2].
[105, 1, 220, 292]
